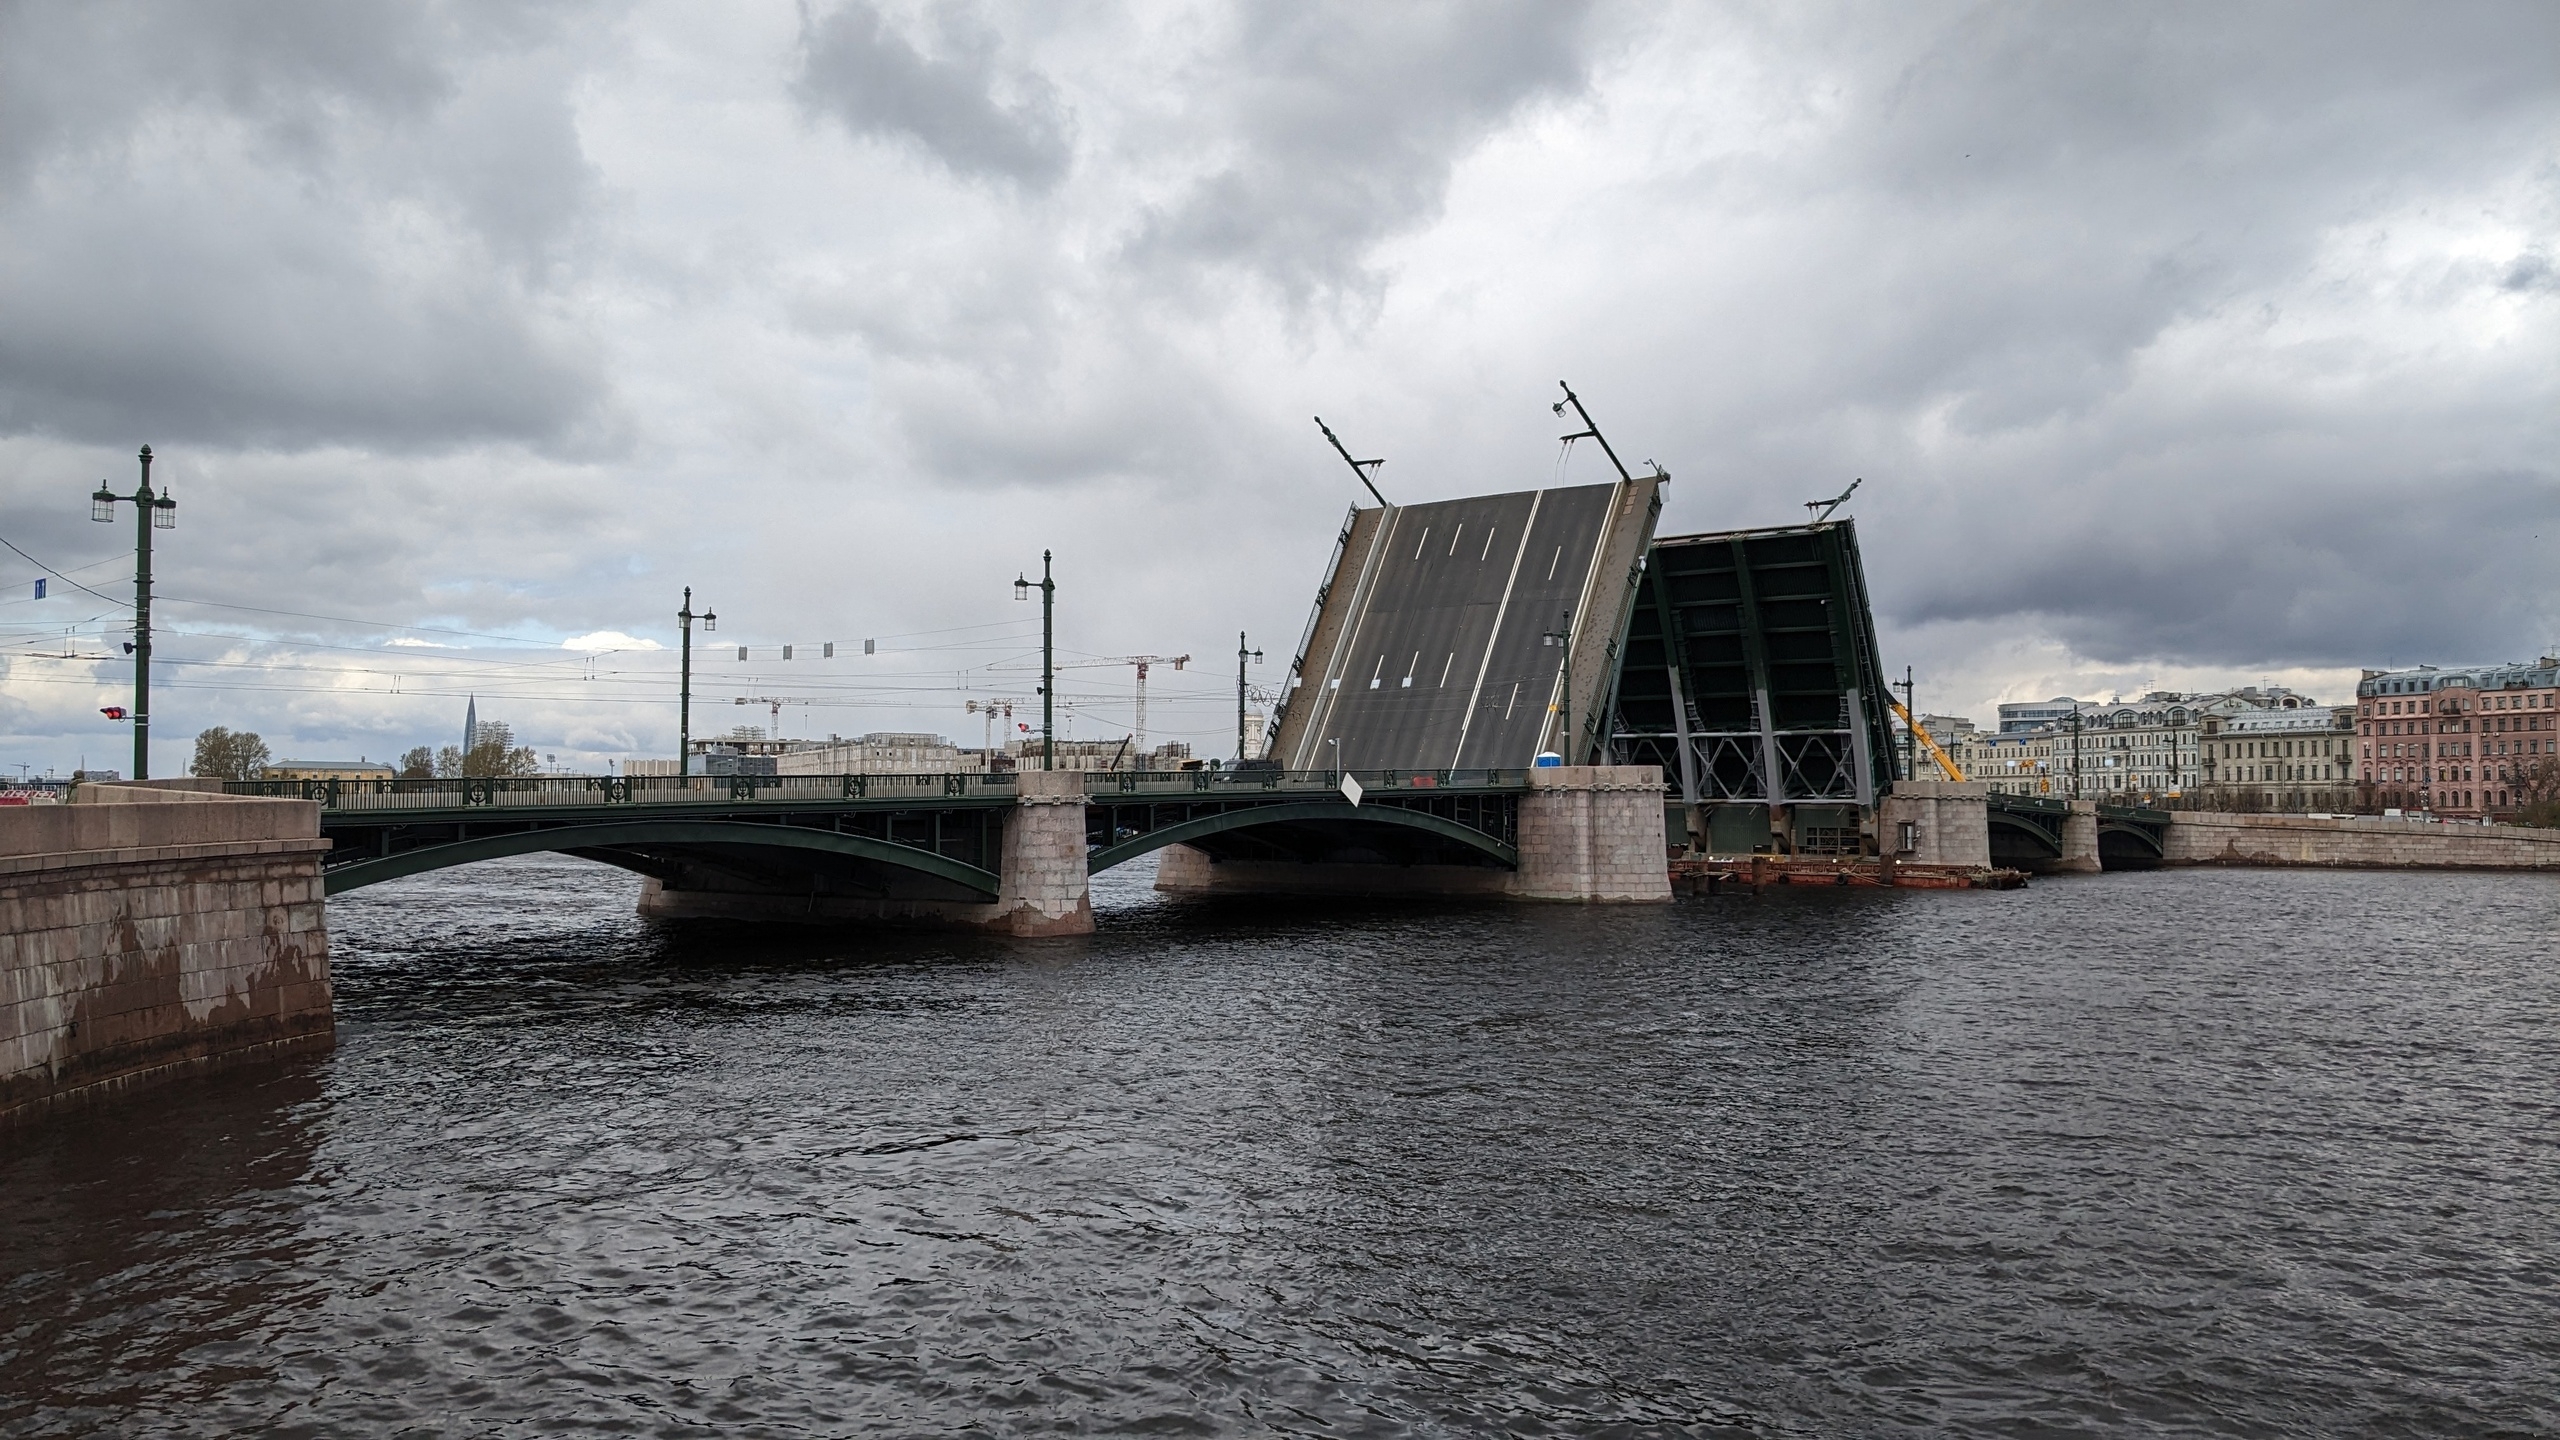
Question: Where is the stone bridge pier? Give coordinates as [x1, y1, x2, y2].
[1878, 780, 1991, 867]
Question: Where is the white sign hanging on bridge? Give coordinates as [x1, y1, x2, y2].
[1339, 773, 1364, 807]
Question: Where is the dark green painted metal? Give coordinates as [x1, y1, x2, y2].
[1984, 794, 2067, 855]
[322, 819, 1002, 897]
[2095, 817, 2167, 856]
[1613, 521, 1897, 806]
[1085, 800, 1519, 874]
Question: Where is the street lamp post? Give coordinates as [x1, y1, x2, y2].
[1542, 607, 1576, 763]
[2064, 705, 2078, 799]
[90, 445, 175, 780]
[1016, 551, 1055, 770]
[1236, 631, 1262, 763]
[677, 588, 716, 778]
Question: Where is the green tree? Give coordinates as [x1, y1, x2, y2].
[398, 746, 435, 779]
[189, 727, 270, 780]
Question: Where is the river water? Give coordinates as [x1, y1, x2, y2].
[4, 857, 2556, 1436]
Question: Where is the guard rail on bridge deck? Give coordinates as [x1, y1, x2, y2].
[226, 772, 1021, 810]
[224, 768, 1533, 893]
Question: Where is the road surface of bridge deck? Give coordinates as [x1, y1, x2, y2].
[1271, 476, 1661, 773]
[229, 770, 1531, 894]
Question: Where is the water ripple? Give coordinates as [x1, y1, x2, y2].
[5, 857, 2557, 1436]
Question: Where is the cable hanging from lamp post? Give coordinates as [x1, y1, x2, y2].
[90, 445, 175, 780]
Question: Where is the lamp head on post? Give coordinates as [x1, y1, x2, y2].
[1015, 574, 1030, 601]
[153, 494, 176, 530]
[91, 485, 115, 522]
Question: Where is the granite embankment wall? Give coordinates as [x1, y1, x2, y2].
[1, 781, 332, 1123]
[2165, 812, 2560, 870]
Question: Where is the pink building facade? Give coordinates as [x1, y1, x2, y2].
[2355, 659, 2560, 819]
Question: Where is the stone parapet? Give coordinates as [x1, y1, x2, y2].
[2163, 812, 2560, 870]
[2, 789, 333, 1124]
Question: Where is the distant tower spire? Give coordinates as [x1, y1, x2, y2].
[464, 696, 479, 752]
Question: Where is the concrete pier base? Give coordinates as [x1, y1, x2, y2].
[2056, 800, 2102, 873]
[635, 769, 1094, 936]
[2, 783, 333, 1124]
[1878, 780, 1991, 868]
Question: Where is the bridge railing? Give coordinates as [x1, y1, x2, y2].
[223, 768, 1528, 811]
[1082, 768, 1527, 796]
[224, 773, 1021, 810]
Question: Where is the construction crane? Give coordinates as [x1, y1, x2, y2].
[1887, 697, 1967, 782]
[732, 695, 828, 742]
[964, 697, 1026, 755]
[1060, 655, 1189, 762]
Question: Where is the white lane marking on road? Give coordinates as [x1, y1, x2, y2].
[1369, 653, 1385, 689]
[1413, 527, 1430, 560]
[1402, 651, 1418, 687]
[1439, 652, 1454, 687]
[1504, 682, 1520, 720]
[1450, 491, 1544, 769]
[1480, 529, 1495, 561]
[1294, 506, 1401, 767]
[1448, 524, 1463, 556]
[1546, 546, 1562, 581]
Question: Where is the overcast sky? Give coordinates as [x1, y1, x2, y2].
[2, 1, 2553, 776]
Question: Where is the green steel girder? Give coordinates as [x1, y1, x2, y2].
[1984, 797, 2067, 855]
[2095, 818, 2167, 857]
[321, 818, 1002, 897]
[1085, 800, 1519, 874]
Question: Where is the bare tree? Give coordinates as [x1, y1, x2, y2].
[189, 727, 270, 780]
[398, 746, 434, 779]
[2515, 755, 2560, 828]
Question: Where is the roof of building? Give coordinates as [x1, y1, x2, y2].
[2358, 660, 2560, 696]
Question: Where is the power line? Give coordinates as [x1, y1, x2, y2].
[0, 531, 126, 607]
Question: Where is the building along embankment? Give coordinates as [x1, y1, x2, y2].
[1, 780, 332, 1124]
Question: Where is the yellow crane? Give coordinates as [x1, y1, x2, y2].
[1888, 698, 1967, 782]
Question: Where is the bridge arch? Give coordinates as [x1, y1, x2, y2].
[1984, 806, 2064, 862]
[1086, 800, 1518, 874]
[322, 819, 1002, 898]
[2096, 817, 2167, 868]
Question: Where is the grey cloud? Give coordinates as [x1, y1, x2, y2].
[793, 1, 1071, 189]
[0, 1, 611, 453]
[1128, 0, 1596, 302]
[1797, 3, 2560, 434]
